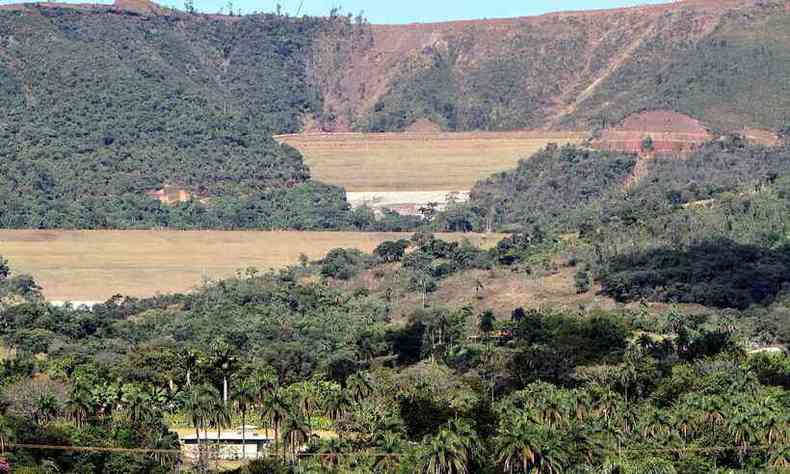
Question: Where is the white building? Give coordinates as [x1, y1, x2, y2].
[180, 426, 273, 460]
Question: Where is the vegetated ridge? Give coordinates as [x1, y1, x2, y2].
[1, 0, 790, 230]
[318, 0, 790, 133]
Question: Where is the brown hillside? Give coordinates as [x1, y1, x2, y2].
[3, 0, 787, 134]
[592, 111, 713, 155]
[312, 0, 767, 131]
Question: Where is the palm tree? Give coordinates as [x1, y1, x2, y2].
[147, 430, 181, 470]
[638, 409, 671, 441]
[374, 432, 402, 473]
[122, 384, 157, 424]
[252, 368, 278, 437]
[495, 418, 568, 474]
[176, 348, 200, 388]
[34, 393, 60, 425]
[65, 386, 92, 427]
[317, 437, 346, 469]
[347, 372, 373, 404]
[260, 387, 291, 459]
[756, 402, 787, 447]
[322, 388, 352, 438]
[282, 411, 310, 463]
[182, 384, 219, 469]
[496, 422, 538, 474]
[293, 381, 319, 436]
[728, 411, 760, 455]
[209, 401, 232, 464]
[0, 417, 13, 455]
[672, 407, 695, 446]
[232, 379, 258, 459]
[209, 340, 238, 406]
[419, 427, 470, 474]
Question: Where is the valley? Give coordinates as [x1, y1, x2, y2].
[278, 131, 584, 192]
[0, 1, 788, 472]
[279, 131, 584, 215]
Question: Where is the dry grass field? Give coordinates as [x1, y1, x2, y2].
[0, 230, 503, 302]
[277, 131, 585, 192]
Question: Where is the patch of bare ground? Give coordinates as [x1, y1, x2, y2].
[312, 0, 754, 131]
[332, 261, 709, 322]
[741, 128, 782, 146]
[592, 110, 713, 156]
[622, 153, 655, 190]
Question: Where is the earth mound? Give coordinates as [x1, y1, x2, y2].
[405, 119, 443, 133]
[592, 110, 713, 155]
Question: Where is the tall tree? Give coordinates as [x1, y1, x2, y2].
[182, 384, 218, 470]
[233, 379, 258, 459]
[260, 387, 291, 459]
[210, 340, 238, 405]
[177, 349, 200, 388]
[282, 412, 310, 463]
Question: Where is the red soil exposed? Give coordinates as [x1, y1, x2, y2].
[592, 111, 713, 155]
[313, 0, 761, 131]
[741, 128, 782, 146]
[145, 185, 206, 205]
[405, 119, 442, 133]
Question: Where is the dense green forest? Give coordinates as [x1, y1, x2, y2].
[0, 7, 375, 229]
[466, 145, 638, 233]
[463, 140, 790, 234]
[1, 226, 788, 473]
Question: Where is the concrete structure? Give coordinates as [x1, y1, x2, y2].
[346, 190, 470, 217]
[180, 426, 272, 460]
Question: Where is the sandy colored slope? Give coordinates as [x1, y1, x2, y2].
[0, 230, 502, 301]
[278, 131, 584, 192]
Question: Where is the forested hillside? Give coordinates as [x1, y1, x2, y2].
[0, 5, 374, 228]
[447, 136, 790, 312]
[1, 0, 790, 229]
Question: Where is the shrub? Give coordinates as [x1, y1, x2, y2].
[574, 270, 592, 294]
[373, 239, 410, 263]
[320, 248, 370, 280]
[641, 135, 655, 152]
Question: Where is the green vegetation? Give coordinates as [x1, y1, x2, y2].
[0, 8, 387, 230]
[0, 229, 788, 472]
[601, 240, 790, 310]
[361, 50, 459, 132]
[358, 6, 790, 133]
[578, 11, 790, 131]
[1, 3, 790, 473]
[449, 139, 790, 312]
[467, 145, 637, 233]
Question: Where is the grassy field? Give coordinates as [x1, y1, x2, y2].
[277, 131, 585, 192]
[0, 230, 502, 302]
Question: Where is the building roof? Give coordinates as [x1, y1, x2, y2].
[180, 427, 273, 442]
